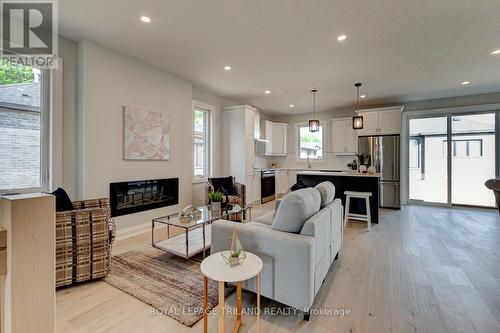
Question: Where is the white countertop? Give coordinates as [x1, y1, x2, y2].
[297, 170, 381, 178]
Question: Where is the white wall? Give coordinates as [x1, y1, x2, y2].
[76, 40, 194, 231]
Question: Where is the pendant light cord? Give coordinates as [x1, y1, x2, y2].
[354, 83, 362, 113]
[311, 89, 317, 118]
[356, 85, 360, 111]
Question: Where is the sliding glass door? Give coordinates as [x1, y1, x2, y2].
[408, 111, 498, 208]
[451, 113, 497, 206]
[409, 116, 448, 204]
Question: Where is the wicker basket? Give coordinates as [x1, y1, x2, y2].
[55, 198, 116, 288]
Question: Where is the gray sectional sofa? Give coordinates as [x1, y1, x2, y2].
[211, 181, 343, 320]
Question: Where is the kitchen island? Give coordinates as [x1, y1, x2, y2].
[297, 171, 380, 224]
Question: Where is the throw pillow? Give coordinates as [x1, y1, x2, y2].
[209, 177, 235, 195]
[290, 180, 308, 191]
[51, 187, 74, 212]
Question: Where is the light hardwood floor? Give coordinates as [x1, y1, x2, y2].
[57, 203, 500, 333]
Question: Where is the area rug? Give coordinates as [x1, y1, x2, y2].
[104, 247, 234, 327]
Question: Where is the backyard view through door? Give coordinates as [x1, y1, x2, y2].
[409, 112, 498, 207]
[409, 116, 448, 204]
[451, 113, 496, 206]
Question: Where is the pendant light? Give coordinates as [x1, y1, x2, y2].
[309, 89, 320, 132]
[352, 83, 364, 130]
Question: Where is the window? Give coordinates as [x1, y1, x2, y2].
[298, 125, 323, 159]
[0, 62, 48, 194]
[442, 139, 483, 158]
[193, 104, 211, 179]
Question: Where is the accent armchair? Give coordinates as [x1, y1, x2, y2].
[206, 176, 246, 221]
[485, 179, 500, 214]
[55, 198, 116, 287]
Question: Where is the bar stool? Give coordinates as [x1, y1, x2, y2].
[344, 191, 372, 230]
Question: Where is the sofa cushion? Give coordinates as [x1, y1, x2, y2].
[272, 188, 321, 233]
[253, 211, 274, 226]
[315, 181, 335, 208]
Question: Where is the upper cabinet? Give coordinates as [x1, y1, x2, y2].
[222, 105, 256, 188]
[245, 108, 256, 142]
[261, 121, 288, 156]
[331, 118, 357, 154]
[356, 106, 403, 136]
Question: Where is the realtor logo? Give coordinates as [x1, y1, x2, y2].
[1, 0, 58, 68]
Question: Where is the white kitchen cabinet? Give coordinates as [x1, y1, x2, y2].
[261, 121, 287, 156]
[276, 169, 289, 195]
[244, 172, 254, 203]
[345, 118, 357, 152]
[252, 170, 261, 204]
[331, 118, 357, 154]
[222, 105, 257, 187]
[378, 109, 401, 134]
[245, 141, 255, 173]
[357, 111, 379, 136]
[356, 106, 403, 136]
[287, 170, 298, 189]
[245, 108, 255, 142]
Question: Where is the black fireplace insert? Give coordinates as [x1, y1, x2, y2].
[110, 178, 179, 217]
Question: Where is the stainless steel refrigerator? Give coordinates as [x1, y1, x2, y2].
[358, 135, 400, 209]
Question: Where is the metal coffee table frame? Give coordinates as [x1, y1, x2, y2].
[151, 205, 251, 259]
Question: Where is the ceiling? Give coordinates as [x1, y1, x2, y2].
[58, 0, 500, 115]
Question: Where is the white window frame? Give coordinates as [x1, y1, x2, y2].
[0, 67, 51, 195]
[296, 121, 326, 161]
[192, 101, 214, 182]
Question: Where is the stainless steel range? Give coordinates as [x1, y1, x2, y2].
[261, 169, 276, 203]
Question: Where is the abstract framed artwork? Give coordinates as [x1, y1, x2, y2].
[123, 106, 171, 160]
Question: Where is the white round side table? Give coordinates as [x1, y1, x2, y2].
[200, 251, 263, 333]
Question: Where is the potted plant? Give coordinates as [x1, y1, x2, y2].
[208, 191, 224, 216]
[221, 229, 247, 267]
[355, 153, 370, 173]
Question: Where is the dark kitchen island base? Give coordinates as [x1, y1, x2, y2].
[297, 173, 380, 224]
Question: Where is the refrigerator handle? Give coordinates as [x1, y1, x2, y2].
[375, 137, 382, 175]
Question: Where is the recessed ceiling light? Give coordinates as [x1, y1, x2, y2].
[224, 65, 231, 71]
[140, 16, 151, 23]
[360, 95, 366, 99]
[337, 34, 347, 41]
[461, 81, 470, 85]
[491, 49, 500, 55]
[289, 104, 295, 108]
[265, 90, 271, 94]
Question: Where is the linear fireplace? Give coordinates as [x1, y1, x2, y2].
[110, 178, 179, 217]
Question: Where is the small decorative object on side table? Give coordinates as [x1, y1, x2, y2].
[201, 251, 263, 333]
[221, 229, 247, 267]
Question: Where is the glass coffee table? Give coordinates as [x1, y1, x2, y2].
[151, 205, 252, 259]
